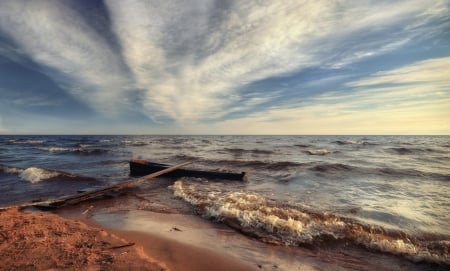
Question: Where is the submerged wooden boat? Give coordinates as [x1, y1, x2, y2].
[129, 160, 247, 181]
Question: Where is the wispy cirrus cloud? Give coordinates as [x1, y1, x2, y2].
[204, 57, 450, 134]
[104, 0, 449, 123]
[347, 57, 450, 88]
[0, 0, 449, 133]
[0, 0, 133, 114]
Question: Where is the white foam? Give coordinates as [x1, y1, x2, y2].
[78, 144, 92, 148]
[14, 140, 45, 144]
[37, 147, 73, 152]
[171, 180, 450, 264]
[0, 165, 24, 174]
[19, 167, 60, 183]
[171, 180, 342, 245]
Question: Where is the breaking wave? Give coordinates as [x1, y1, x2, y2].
[171, 180, 449, 264]
[36, 147, 108, 155]
[121, 140, 149, 146]
[37, 147, 73, 153]
[0, 164, 98, 184]
[6, 139, 45, 145]
[19, 167, 61, 183]
[0, 164, 24, 174]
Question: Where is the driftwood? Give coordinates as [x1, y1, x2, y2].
[0, 161, 192, 211]
[130, 160, 247, 181]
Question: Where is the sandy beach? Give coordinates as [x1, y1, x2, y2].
[0, 207, 258, 271]
[1, 174, 446, 271]
[0, 208, 167, 271]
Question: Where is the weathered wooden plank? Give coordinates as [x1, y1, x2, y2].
[130, 160, 247, 181]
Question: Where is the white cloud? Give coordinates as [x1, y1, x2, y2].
[347, 57, 450, 88]
[0, 0, 448, 128]
[0, 0, 133, 114]
[105, 0, 448, 123]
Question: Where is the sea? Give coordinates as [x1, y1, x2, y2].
[0, 135, 449, 269]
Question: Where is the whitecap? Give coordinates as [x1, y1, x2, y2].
[0, 165, 24, 174]
[37, 147, 73, 152]
[13, 140, 45, 144]
[19, 167, 60, 183]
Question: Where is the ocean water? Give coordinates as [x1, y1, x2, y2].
[0, 135, 449, 266]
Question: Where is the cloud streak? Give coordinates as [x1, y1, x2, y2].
[206, 57, 450, 134]
[106, 0, 450, 123]
[0, 0, 449, 133]
[0, 0, 133, 114]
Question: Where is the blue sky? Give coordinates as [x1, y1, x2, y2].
[0, 0, 449, 134]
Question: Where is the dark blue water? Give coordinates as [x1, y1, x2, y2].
[1, 135, 449, 264]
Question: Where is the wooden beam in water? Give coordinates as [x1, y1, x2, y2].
[0, 161, 192, 211]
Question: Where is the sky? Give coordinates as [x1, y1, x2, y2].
[0, 0, 449, 135]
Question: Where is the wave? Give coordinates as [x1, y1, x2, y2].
[294, 144, 312, 148]
[36, 147, 108, 155]
[213, 160, 304, 171]
[7, 139, 45, 145]
[171, 180, 449, 264]
[165, 154, 449, 181]
[222, 148, 275, 155]
[121, 140, 149, 146]
[172, 154, 201, 162]
[306, 163, 449, 181]
[37, 147, 73, 153]
[302, 149, 333, 156]
[0, 164, 24, 174]
[0, 164, 98, 184]
[309, 163, 353, 173]
[19, 167, 61, 183]
[385, 147, 443, 155]
[73, 148, 109, 155]
[377, 167, 450, 181]
[334, 140, 375, 146]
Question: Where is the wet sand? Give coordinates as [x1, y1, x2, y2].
[60, 201, 442, 271]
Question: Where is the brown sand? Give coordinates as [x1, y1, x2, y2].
[0, 208, 258, 271]
[0, 208, 166, 271]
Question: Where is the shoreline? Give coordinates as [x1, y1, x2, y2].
[1, 204, 447, 271]
[1, 176, 447, 271]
